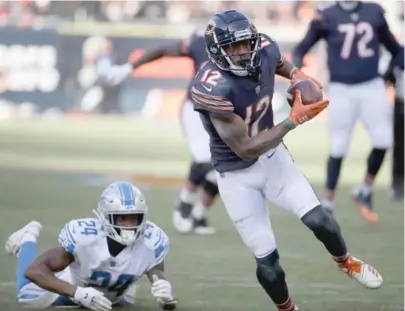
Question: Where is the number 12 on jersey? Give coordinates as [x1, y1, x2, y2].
[244, 95, 271, 136]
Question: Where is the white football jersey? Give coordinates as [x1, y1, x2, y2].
[58, 218, 169, 304]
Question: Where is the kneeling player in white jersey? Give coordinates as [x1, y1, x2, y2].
[5, 181, 177, 311]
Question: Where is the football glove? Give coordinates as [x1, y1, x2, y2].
[290, 68, 323, 89]
[287, 90, 329, 128]
[74, 287, 112, 311]
[105, 63, 133, 86]
[151, 275, 178, 310]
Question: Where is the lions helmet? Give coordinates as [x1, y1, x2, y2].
[204, 10, 262, 77]
[94, 181, 148, 245]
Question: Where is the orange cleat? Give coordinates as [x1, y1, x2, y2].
[338, 255, 383, 289]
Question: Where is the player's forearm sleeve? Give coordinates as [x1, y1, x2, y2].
[379, 23, 402, 57]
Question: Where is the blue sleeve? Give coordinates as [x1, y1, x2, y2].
[191, 84, 234, 115]
[384, 47, 404, 84]
[377, 8, 402, 57]
[180, 30, 202, 57]
[292, 12, 327, 67]
[190, 64, 234, 115]
[261, 34, 283, 68]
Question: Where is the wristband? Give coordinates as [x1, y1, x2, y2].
[283, 118, 295, 129]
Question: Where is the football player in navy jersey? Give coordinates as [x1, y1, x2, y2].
[191, 9, 383, 311]
[106, 31, 218, 235]
[293, 1, 403, 223]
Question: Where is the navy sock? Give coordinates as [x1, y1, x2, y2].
[367, 148, 386, 177]
[326, 156, 343, 191]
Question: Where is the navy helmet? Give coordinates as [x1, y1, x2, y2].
[204, 10, 262, 76]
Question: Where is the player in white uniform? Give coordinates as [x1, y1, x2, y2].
[5, 181, 177, 311]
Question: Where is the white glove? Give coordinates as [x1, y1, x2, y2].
[151, 275, 177, 309]
[74, 287, 112, 311]
[105, 63, 133, 86]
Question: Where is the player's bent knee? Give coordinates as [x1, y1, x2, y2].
[301, 205, 337, 233]
[246, 232, 276, 258]
[202, 180, 219, 197]
[17, 285, 60, 309]
[256, 250, 285, 283]
[371, 134, 393, 150]
[330, 141, 350, 158]
[329, 130, 352, 157]
[17, 294, 51, 309]
[188, 162, 212, 185]
[204, 169, 217, 185]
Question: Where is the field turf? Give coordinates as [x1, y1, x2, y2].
[0, 117, 402, 311]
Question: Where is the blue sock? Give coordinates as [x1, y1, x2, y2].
[16, 241, 37, 292]
[326, 156, 343, 191]
[367, 148, 386, 176]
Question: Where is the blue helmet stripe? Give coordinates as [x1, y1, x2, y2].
[117, 181, 135, 207]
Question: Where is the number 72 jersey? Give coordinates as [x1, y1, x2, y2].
[58, 218, 169, 304]
[190, 35, 282, 174]
[293, 2, 401, 84]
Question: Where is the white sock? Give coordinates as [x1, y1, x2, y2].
[180, 188, 198, 204]
[191, 201, 207, 220]
[21, 232, 37, 244]
[359, 183, 372, 195]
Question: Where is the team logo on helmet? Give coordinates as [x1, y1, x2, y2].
[205, 25, 215, 36]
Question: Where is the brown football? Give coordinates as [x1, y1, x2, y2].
[286, 78, 323, 107]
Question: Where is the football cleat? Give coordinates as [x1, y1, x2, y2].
[5, 221, 42, 256]
[193, 218, 216, 235]
[172, 210, 193, 234]
[338, 255, 383, 289]
[352, 185, 378, 224]
[390, 185, 404, 201]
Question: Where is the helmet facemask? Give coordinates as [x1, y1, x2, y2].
[94, 208, 147, 246]
[94, 182, 148, 246]
[209, 29, 261, 76]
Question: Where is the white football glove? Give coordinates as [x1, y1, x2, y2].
[151, 275, 177, 310]
[74, 287, 112, 311]
[105, 63, 133, 86]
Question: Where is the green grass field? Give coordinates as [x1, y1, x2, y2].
[0, 117, 403, 311]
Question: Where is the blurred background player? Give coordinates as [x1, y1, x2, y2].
[292, 1, 403, 223]
[384, 46, 404, 201]
[106, 30, 218, 236]
[191, 9, 383, 311]
[5, 181, 176, 310]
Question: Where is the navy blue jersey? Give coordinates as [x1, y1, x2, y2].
[190, 35, 282, 173]
[293, 2, 402, 84]
[181, 30, 210, 100]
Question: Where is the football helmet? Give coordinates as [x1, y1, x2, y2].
[94, 181, 148, 245]
[204, 10, 261, 76]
